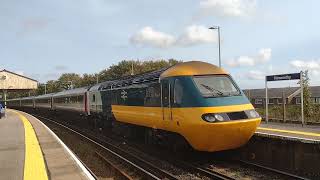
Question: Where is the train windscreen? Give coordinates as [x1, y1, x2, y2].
[193, 75, 241, 97]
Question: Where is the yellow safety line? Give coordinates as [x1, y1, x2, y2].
[12, 110, 48, 180]
[257, 127, 320, 137]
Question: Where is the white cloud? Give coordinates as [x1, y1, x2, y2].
[290, 59, 320, 76]
[177, 25, 217, 46]
[199, 0, 256, 17]
[130, 25, 217, 48]
[245, 70, 265, 80]
[227, 48, 272, 67]
[130, 26, 176, 48]
[257, 48, 272, 63]
[290, 60, 320, 70]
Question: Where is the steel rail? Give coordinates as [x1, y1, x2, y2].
[238, 160, 309, 180]
[95, 151, 133, 180]
[35, 115, 178, 180]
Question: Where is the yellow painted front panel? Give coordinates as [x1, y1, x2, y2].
[112, 104, 261, 152]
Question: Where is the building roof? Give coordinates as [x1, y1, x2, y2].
[0, 69, 38, 82]
[243, 86, 320, 98]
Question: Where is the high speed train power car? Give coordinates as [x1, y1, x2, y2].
[7, 61, 261, 152]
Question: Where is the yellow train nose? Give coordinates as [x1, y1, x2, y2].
[184, 118, 261, 152]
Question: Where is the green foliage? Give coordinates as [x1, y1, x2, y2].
[98, 59, 181, 82]
[299, 70, 313, 117]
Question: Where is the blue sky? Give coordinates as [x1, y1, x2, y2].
[1, 0, 320, 88]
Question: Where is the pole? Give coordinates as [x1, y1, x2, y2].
[131, 61, 134, 75]
[265, 77, 268, 123]
[3, 90, 6, 109]
[44, 84, 47, 94]
[218, 27, 221, 68]
[282, 90, 286, 122]
[300, 71, 304, 126]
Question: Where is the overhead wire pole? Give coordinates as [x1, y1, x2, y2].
[209, 26, 221, 67]
[300, 71, 304, 126]
[265, 77, 268, 123]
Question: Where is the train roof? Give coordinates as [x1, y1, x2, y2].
[160, 61, 227, 79]
[90, 68, 167, 91]
[34, 93, 55, 99]
[6, 98, 21, 101]
[52, 87, 89, 97]
[20, 96, 35, 100]
[89, 61, 226, 91]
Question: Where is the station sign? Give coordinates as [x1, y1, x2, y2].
[266, 73, 300, 82]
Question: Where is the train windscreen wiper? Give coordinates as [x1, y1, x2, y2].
[200, 84, 224, 96]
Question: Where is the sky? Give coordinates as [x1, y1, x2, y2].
[1, 0, 320, 89]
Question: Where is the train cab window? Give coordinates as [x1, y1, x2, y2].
[173, 79, 183, 106]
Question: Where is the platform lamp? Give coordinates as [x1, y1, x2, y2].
[209, 26, 221, 68]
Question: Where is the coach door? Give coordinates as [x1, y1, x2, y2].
[161, 79, 172, 122]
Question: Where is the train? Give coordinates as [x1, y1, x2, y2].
[7, 61, 261, 152]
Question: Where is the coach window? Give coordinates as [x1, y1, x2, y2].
[93, 94, 96, 102]
[174, 79, 183, 106]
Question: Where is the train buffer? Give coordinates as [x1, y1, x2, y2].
[0, 109, 95, 180]
[255, 121, 320, 143]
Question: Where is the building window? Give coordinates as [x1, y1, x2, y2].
[296, 98, 301, 104]
[255, 99, 262, 104]
[316, 97, 320, 104]
[268, 98, 275, 104]
[278, 98, 283, 104]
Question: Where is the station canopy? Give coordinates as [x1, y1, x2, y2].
[0, 69, 38, 92]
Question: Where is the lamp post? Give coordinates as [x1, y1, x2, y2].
[67, 81, 73, 89]
[209, 26, 221, 68]
[44, 84, 47, 94]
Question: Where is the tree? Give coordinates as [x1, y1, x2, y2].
[80, 73, 98, 87]
[300, 70, 313, 118]
[58, 73, 82, 90]
[99, 59, 181, 82]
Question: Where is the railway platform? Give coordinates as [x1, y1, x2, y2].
[240, 121, 320, 179]
[255, 121, 320, 142]
[0, 109, 95, 180]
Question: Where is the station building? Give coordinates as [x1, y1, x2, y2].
[0, 69, 38, 105]
[243, 86, 320, 107]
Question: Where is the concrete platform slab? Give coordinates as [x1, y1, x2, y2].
[0, 110, 95, 180]
[0, 111, 24, 180]
[255, 121, 320, 143]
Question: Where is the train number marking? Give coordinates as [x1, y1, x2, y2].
[121, 90, 128, 100]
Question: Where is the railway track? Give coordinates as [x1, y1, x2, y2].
[34, 113, 308, 180]
[34, 115, 178, 180]
[238, 160, 308, 180]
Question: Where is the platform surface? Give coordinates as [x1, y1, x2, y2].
[0, 110, 25, 180]
[255, 121, 320, 142]
[0, 110, 94, 180]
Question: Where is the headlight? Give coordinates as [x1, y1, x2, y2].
[245, 109, 260, 118]
[202, 114, 216, 122]
[202, 113, 229, 123]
